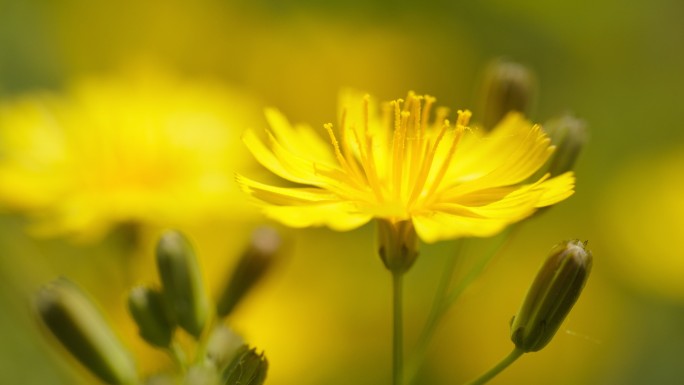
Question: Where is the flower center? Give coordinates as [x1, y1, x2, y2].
[324, 92, 471, 220]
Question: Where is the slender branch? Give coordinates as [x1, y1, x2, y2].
[445, 229, 514, 307]
[194, 314, 218, 365]
[408, 230, 514, 384]
[393, 271, 404, 385]
[406, 242, 462, 383]
[464, 347, 524, 385]
[168, 341, 187, 374]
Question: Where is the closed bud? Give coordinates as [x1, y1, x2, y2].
[377, 219, 419, 274]
[128, 286, 175, 347]
[222, 347, 268, 385]
[217, 227, 281, 318]
[35, 278, 138, 385]
[543, 114, 587, 176]
[479, 58, 537, 130]
[156, 230, 210, 338]
[510, 240, 593, 352]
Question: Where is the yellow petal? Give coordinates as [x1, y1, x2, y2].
[242, 129, 314, 184]
[413, 212, 514, 243]
[532, 172, 576, 207]
[236, 174, 338, 206]
[263, 203, 372, 231]
[265, 108, 334, 162]
[443, 113, 554, 193]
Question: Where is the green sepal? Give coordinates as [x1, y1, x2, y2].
[222, 346, 268, 385]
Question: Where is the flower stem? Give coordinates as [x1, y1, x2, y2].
[464, 347, 524, 385]
[408, 229, 514, 384]
[406, 243, 461, 383]
[392, 271, 404, 385]
[168, 341, 187, 374]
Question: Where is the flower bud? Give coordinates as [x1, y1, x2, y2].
[222, 347, 268, 385]
[128, 286, 175, 347]
[216, 227, 281, 318]
[542, 113, 587, 176]
[479, 58, 537, 130]
[156, 230, 210, 338]
[35, 278, 138, 385]
[510, 240, 592, 352]
[377, 219, 419, 274]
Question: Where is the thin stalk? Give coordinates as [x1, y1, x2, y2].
[392, 271, 404, 385]
[194, 314, 218, 365]
[168, 341, 187, 374]
[444, 228, 514, 307]
[464, 347, 524, 385]
[406, 243, 462, 383]
[409, 228, 516, 384]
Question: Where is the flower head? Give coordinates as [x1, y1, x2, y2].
[238, 91, 574, 243]
[0, 67, 259, 240]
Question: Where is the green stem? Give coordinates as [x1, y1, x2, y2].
[464, 347, 524, 385]
[409, 230, 514, 384]
[444, 229, 514, 307]
[194, 314, 218, 365]
[406, 243, 461, 383]
[392, 271, 404, 385]
[168, 341, 187, 374]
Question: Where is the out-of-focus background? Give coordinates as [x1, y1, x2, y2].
[1, 1, 684, 384]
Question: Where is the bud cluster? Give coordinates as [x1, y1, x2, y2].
[35, 227, 282, 385]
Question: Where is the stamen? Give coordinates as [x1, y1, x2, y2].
[421, 96, 436, 135]
[394, 110, 411, 200]
[407, 119, 450, 206]
[456, 109, 472, 127]
[339, 107, 350, 156]
[391, 100, 404, 199]
[363, 95, 370, 135]
[353, 129, 384, 202]
[324, 123, 351, 172]
[339, 108, 363, 178]
[407, 142, 437, 207]
[407, 97, 423, 196]
[425, 121, 465, 200]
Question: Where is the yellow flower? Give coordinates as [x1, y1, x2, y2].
[0, 67, 259, 240]
[238, 91, 575, 243]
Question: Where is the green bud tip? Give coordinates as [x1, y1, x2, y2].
[479, 58, 537, 130]
[35, 277, 138, 385]
[222, 347, 268, 385]
[216, 227, 281, 318]
[128, 286, 175, 348]
[543, 113, 587, 177]
[510, 240, 593, 352]
[377, 219, 419, 274]
[156, 230, 210, 338]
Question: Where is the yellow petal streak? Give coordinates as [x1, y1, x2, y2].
[239, 92, 575, 242]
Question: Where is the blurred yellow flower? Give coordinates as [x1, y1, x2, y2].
[238, 91, 575, 243]
[0, 67, 260, 240]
